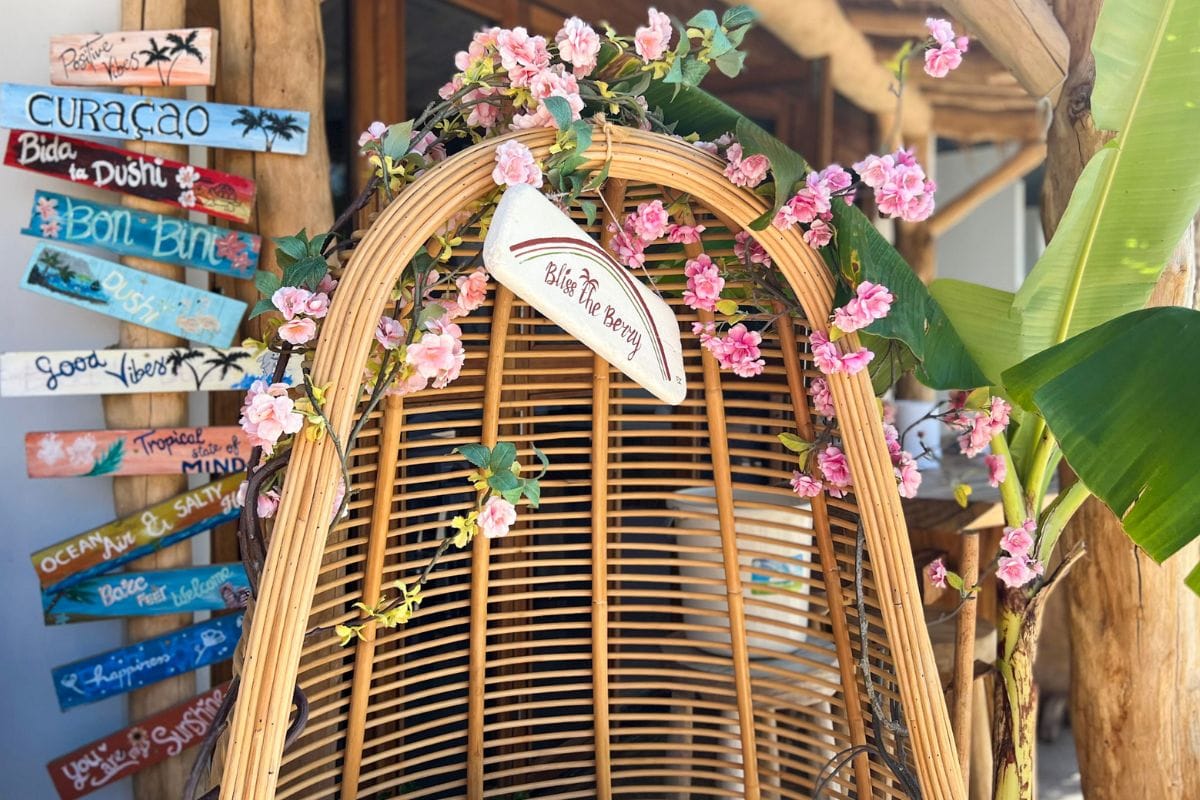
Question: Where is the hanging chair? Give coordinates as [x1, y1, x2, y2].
[217, 128, 964, 800]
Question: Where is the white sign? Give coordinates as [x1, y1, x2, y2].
[483, 184, 686, 404]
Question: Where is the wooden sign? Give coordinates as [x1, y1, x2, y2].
[26, 426, 248, 478]
[51, 612, 242, 709]
[0, 83, 310, 155]
[483, 184, 686, 404]
[20, 244, 246, 348]
[31, 473, 244, 593]
[50, 28, 218, 88]
[24, 190, 259, 279]
[0, 346, 299, 397]
[47, 682, 229, 799]
[43, 564, 250, 625]
[4, 130, 256, 223]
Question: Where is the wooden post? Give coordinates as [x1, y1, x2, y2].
[951, 532, 980, 790]
[107, 3, 193, 798]
[1043, 2, 1200, 798]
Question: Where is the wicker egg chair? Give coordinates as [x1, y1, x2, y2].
[218, 128, 964, 800]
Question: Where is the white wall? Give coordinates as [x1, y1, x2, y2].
[936, 144, 1028, 292]
[3, 3, 131, 798]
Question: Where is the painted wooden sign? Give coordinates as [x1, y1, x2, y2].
[4, 130, 256, 223]
[483, 184, 686, 404]
[0, 346, 299, 397]
[24, 190, 260, 278]
[21, 244, 247, 348]
[0, 83, 310, 155]
[47, 682, 229, 800]
[27, 426, 248, 478]
[43, 564, 250, 625]
[50, 28, 218, 88]
[51, 612, 242, 709]
[31, 473, 244, 593]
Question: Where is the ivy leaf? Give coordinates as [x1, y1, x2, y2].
[681, 59, 711, 87]
[254, 270, 281, 296]
[583, 159, 611, 192]
[724, 24, 750, 51]
[777, 432, 814, 457]
[522, 479, 541, 509]
[382, 120, 415, 160]
[308, 232, 333, 257]
[283, 255, 328, 290]
[721, 5, 758, 27]
[543, 96, 574, 130]
[687, 9, 719, 28]
[249, 298, 276, 319]
[707, 26, 734, 59]
[417, 302, 447, 327]
[570, 119, 592, 153]
[454, 443, 491, 469]
[501, 486, 525, 504]
[489, 441, 517, 472]
[531, 444, 550, 479]
[274, 234, 308, 268]
[488, 470, 520, 492]
[581, 199, 598, 227]
[713, 49, 747, 78]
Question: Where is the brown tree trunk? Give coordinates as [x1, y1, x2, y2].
[1043, 2, 1200, 796]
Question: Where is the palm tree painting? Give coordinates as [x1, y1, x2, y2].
[165, 30, 205, 85]
[201, 349, 250, 382]
[166, 348, 205, 388]
[138, 37, 172, 86]
[233, 109, 305, 152]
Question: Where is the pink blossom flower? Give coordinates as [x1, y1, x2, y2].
[256, 489, 281, 519]
[810, 331, 844, 374]
[926, 18, 955, 45]
[667, 223, 706, 244]
[853, 154, 894, 189]
[555, 16, 601, 77]
[630, 200, 670, 242]
[479, 495, 518, 539]
[896, 452, 922, 498]
[985, 454, 1007, 487]
[40, 219, 61, 238]
[318, 273, 339, 295]
[997, 555, 1037, 589]
[817, 445, 852, 489]
[634, 7, 673, 62]
[733, 231, 771, 267]
[803, 219, 833, 248]
[376, 316, 405, 349]
[278, 316, 317, 345]
[682, 253, 725, 312]
[215, 232, 246, 261]
[271, 287, 312, 321]
[492, 140, 542, 188]
[301, 292, 330, 319]
[924, 43, 964, 78]
[608, 221, 646, 269]
[175, 165, 199, 189]
[773, 189, 821, 230]
[838, 346, 874, 375]
[36, 196, 58, 221]
[832, 281, 895, 333]
[927, 557, 949, 589]
[701, 323, 765, 378]
[989, 397, 1011, 429]
[948, 390, 969, 410]
[385, 368, 429, 397]
[817, 164, 853, 195]
[239, 380, 303, 450]
[790, 471, 823, 498]
[883, 423, 903, 457]
[452, 268, 488, 316]
[1000, 521, 1036, 560]
[406, 328, 465, 388]
[178, 190, 196, 208]
[496, 27, 550, 87]
[357, 120, 388, 149]
[809, 377, 835, 417]
[465, 88, 502, 129]
[723, 142, 770, 188]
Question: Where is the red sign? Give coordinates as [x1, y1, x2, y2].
[4, 129, 254, 223]
[47, 682, 229, 799]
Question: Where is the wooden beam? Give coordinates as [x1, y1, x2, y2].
[927, 141, 1046, 237]
[933, 105, 1047, 144]
[939, 0, 1068, 103]
[847, 7, 952, 38]
[738, 0, 933, 137]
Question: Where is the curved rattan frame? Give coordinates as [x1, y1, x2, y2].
[219, 127, 965, 800]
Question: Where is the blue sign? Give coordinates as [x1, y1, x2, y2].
[21, 244, 246, 347]
[52, 612, 243, 710]
[43, 564, 251, 625]
[24, 190, 260, 279]
[0, 83, 309, 155]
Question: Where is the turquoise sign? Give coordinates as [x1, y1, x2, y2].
[43, 563, 251, 624]
[51, 612, 242, 709]
[1, 83, 309, 155]
[21, 244, 246, 347]
[23, 190, 260, 279]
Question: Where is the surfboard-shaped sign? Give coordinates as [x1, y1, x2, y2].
[51, 612, 242, 709]
[47, 682, 230, 800]
[21, 244, 246, 347]
[31, 473, 244, 593]
[50, 28, 218, 88]
[483, 184, 686, 404]
[0, 83, 310, 155]
[26, 426, 249, 478]
[43, 564, 250, 625]
[4, 130, 256, 223]
[24, 190, 260, 278]
[0, 346, 298, 397]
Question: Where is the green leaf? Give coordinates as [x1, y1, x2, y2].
[928, 279, 1026, 386]
[570, 119, 593, 154]
[488, 470, 520, 492]
[501, 486, 525, 504]
[724, 24, 750, 51]
[454, 444, 491, 469]
[531, 444, 549, 479]
[686, 10, 719, 29]
[417, 302, 447, 327]
[735, 116, 809, 228]
[521, 480, 541, 509]
[274, 234, 308, 268]
[250, 298, 276, 319]
[543, 96, 573, 130]
[1003, 307, 1200, 592]
[1013, 0, 1200, 356]
[254, 270, 281, 296]
[707, 26, 734, 59]
[382, 120, 415, 160]
[721, 6, 758, 27]
[680, 58, 711, 87]
[580, 200, 598, 227]
[86, 439, 125, 476]
[713, 49, 746, 78]
[308, 233, 333, 257]
[583, 159, 611, 192]
[489, 441, 517, 472]
[283, 255, 328, 290]
[777, 432, 813, 455]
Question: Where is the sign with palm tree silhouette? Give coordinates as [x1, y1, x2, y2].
[0, 83, 310, 155]
[50, 28, 217, 87]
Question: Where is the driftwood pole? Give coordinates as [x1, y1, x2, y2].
[1042, 2, 1200, 797]
[107, 2, 193, 798]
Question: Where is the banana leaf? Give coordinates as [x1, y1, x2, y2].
[1003, 307, 1200, 594]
